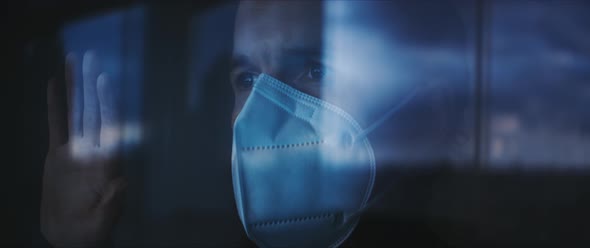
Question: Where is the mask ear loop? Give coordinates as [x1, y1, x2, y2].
[353, 87, 421, 142]
[343, 87, 421, 222]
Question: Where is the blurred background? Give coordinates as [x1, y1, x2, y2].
[21, 0, 590, 247]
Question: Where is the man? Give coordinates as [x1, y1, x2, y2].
[229, 1, 467, 247]
[41, 1, 468, 247]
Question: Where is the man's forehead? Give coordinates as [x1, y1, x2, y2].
[236, 1, 323, 19]
[233, 1, 324, 56]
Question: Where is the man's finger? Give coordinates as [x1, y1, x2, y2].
[65, 53, 82, 139]
[82, 50, 101, 146]
[47, 78, 68, 148]
[97, 73, 120, 150]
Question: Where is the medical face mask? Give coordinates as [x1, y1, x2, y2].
[232, 74, 417, 247]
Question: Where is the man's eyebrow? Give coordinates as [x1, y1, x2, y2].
[231, 54, 255, 71]
[231, 48, 325, 72]
[283, 47, 324, 57]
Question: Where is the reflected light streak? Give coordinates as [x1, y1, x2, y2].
[70, 122, 143, 159]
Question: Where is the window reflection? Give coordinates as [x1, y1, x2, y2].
[488, 1, 590, 168]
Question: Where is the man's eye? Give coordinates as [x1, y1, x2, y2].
[235, 72, 257, 90]
[304, 62, 327, 83]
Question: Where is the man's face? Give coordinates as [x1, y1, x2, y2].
[230, 1, 455, 162]
[231, 1, 325, 125]
[231, 1, 421, 128]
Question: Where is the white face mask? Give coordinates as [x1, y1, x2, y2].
[232, 74, 417, 247]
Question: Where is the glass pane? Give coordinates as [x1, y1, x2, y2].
[320, 1, 477, 167]
[58, 6, 147, 246]
[488, 0, 590, 168]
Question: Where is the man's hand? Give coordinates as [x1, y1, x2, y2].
[41, 51, 127, 247]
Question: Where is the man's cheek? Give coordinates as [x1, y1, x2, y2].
[297, 84, 323, 100]
[231, 91, 249, 124]
[231, 109, 239, 127]
[231, 99, 246, 127]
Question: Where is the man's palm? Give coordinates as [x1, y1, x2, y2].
[41, 51, 126, 247]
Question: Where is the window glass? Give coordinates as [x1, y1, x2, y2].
[487, 0, 590, 168]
